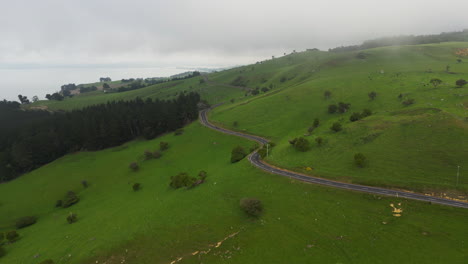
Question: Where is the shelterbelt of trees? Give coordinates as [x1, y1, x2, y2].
[0, 92, 200, 181]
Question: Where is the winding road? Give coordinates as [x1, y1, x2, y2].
[200, 107, 468, 209]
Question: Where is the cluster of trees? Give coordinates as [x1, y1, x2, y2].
[329, 30, 468, 52]
[170, 171, 207, 189]
[289, 137, 310, 152]
[99, 77, 112, 82]
[79, 86, 98, 93]
[350, 109, 372, 122]
[328, 102, 351, 114]
[45, 92, 65, 101]
[231, 146, 248, 163]
[0, 92, 200, 181]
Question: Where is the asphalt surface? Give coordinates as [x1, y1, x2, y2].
[199, 107, 468, 209]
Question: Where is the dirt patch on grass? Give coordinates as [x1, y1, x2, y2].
[455, 48, 468, 57]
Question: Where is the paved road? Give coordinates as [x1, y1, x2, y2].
[200, 107, 468, 209]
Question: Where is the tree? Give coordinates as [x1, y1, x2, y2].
[6, 230, 19, 242]
[324, 90, 332, 99]
[315, 137, 323, 146]
[15, 216, 37, 229]
[103, 83, 110, 89]
[330, 122, 342, 132]
[261, 87, 269, 93]
[17, 95, 30, 104]
[231, 146, 247, 163]
[368, 91, 377, 100]
[170, 173, 196, 189]
[32, 95, 39, 102]
[160, 142, 169, 151]
[62, 191, 79, 208]
[313, 118, 320, 128]
[67, 213, 78, 224]
[354, 153, 367, 168]
[337, 102, 351, 113]
[129, 162, 139, 171]
[328, 104, 338, 114]
[361, 109, 372, 117]
[456, 79, 467, 88]
[240, 198, 263, 217]
[430, 78, 442, 88]
[293, 137, 310, 152]
[349, 112, 362, 122]
[132, 183, 141, 191]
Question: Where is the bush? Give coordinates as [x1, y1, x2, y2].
[132, 183, 141, 191]
[240, 198, 263, 217]
[144, 150, 153, 160]
[231, 146, 247, 163]
[129, 162, 139, 171]
[402, 98, 415, 106]
[15, 216, 37, 229]
[368, 91, 377, 100]
[315, 137, 323, 146]
[67, 213, 78, 224]
[313, 118, 320, 128]
[349, 112, 362, 122]
[338, 102, 351, 113]
[160, 141, 169, 151]
[81, 180, 88, 188]
[354, 153, 367, 168]
[330, 122, 342, 132]
[39, 260, 55, 264]
[55, 200, 63, 208]
[170, 173, 197, 189]
[62, 191, 79, 208]
[430, 78, 442, 88]
[456, 79, 467, 88]
[6, 231, 19, 242]
[324, 90, 331, 99]
[328, 104, 337, 114]
[293, 137, 310, 152]
[361, 108, 372, 117]
[198, 171, 207, 182]
[153, 150, 162, 159]
[174, 129, 184, 136]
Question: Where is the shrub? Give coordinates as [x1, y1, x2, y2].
[144, 150, 154, 160]
[240, 198, 263, 217]
[315, 137, 323, 146]
[55, 200, 63, 208]
[231, 146, 247, 163]
[67, 213, 78, 224]
[160, 141, 169, 151]
[313, 118, 320, 128]
[198, 171, 207, 182]
[39, 260, 55, 264]
[307, 126, 314, 134]
[361, 109, 372, 117]
[368, 91, 377, 100]
[62, 191, 79, 208]
[354, 153, 367, 168]
[132, 183, 141, 191]
[15, 216, 37, 229]
[456, 79, 467, 88]
[170, 173, 197, 189]
[174, 129, 184, 136]
[6, 231, 19, 242]
[330, 122, 342, 132]
[398, 93, 403, 99]
[293, 137, 310, 152]
[81, 180, 88, 188]
[328, 104, 338, 114]
[430, 78, 442, 88]
[349, 112, 362, 122]
[129, 162, 139, 171]
[153, 150, 162, 159]
[324, 90, 331, 99]
[402, 98, 415, 106]
[338, 102, 351, 113]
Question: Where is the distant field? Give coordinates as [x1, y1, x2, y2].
[29, 77, 244, 111]
[210, 42, 468, 194]
[0, 122, 467, 264]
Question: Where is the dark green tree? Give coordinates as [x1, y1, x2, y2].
[294, 137, 310, 152]
[354, 153, 367, 168]
[330, 122, 342, 132]
[456, 79, 467, 88]
[240, 198, 263, 217]
[368, 91, 377, 100]
[430, 78, 442, 88]
[231, 146, 247, 163]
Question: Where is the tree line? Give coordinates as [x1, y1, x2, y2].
[0, 92, 200, 181]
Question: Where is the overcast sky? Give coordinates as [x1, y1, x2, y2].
[1, 0, 468, 68]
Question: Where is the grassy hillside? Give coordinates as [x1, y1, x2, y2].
[210, 42, 468, 194]
[0, 122, 467, 264]
[29, 76, 244, 111]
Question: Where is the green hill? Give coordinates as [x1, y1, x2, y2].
[1, 42, 468, 263]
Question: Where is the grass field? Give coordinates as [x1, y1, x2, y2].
[0, 122, 467, 264]
[210, 42, 468, 194]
